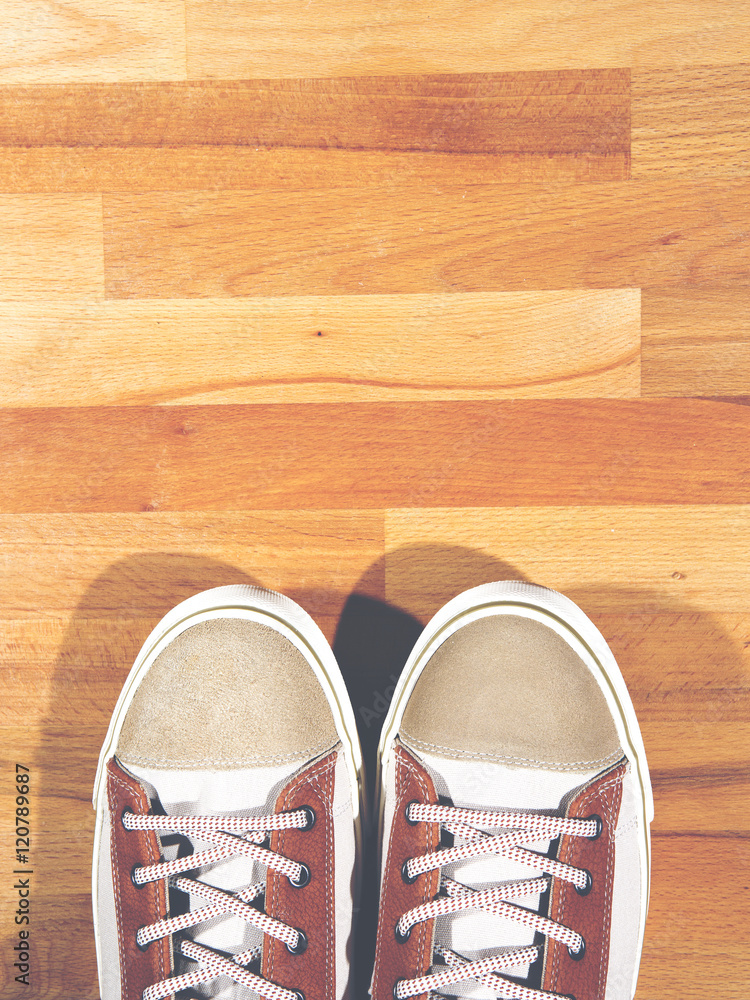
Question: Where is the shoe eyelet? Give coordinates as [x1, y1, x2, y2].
[130, 863, 146, 889]
[575, 869, 593, 896]
[286, 929, 308, 955]
[393, 978, 405, 1000]
[299, 806, 316, 830]
[404, 800, 420, 826]
[585, 814, 603, 839]
[568, 938, 586, 961]
[394, 921, 412, 944]
[290, 991, 305, 1000]
[289, 863, 311, 888]
[401, 859, 418, 885]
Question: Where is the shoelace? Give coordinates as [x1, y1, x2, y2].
[394, 802, 601, 1000]
[124, 806, 315, 1000]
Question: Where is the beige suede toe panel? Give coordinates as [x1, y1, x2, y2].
[116, 619, 338, 769]
[400, 615, 621, 770]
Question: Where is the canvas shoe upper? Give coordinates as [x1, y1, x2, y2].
[92, 584, 363, 1000]
[371, 581, 653, 1000]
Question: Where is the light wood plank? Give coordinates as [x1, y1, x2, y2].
[641, 286, 750, 396]
[2, 401, 750, 512]
[0, 292, 640, 406]
[0, 511, 384, 618]
[185, 0, 750, 78]
[0, 1, 186, 84]
[633, 63, 750, 179]
[102, 180, 750, 298]
[0, 72, 629, 155]
[384, 506, 750, 615]
[0, 147, 630, 195]
[0, 195, 103, 299]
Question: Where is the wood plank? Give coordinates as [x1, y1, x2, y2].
[645, 722, 750, 832]
[1, 400, 749, 513]
[384, 505, 750, 615]
[0, 511, 384, 620]
[185, 0, 750, 78]
[0, 291, 640, 406]
[639, 835, 749, 999]
[594, 613, 750, 722]
[0, 147, 630, 195]
[633, 63, 750, 179]
[0, 195, 103, 299]
[102, 179, 750, 297]
[641, 286, 750, 396]
[0, 615, 344, 731]
[0, 1, 186, 84]
[3, 610, 749, 734]
[0, 894, 98, 998]
[0, 72, 629, 155]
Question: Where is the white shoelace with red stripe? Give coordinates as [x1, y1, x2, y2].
[394, 802, 599, 1000]
[124, 808, 312, 1000]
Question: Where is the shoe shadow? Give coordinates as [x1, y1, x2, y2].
[34, 553, 265, 998]
[333, 545, 529, 1000]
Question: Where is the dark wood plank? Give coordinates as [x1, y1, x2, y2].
[102, 179, 750, 297]
[0, 71, 629, 154]
[0, 400, 748, 512]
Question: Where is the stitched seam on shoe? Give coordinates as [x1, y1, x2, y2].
[372, 747, 433, 999]
[108, 765, 167, 993]
[553, 767, 623, 996]
[269, 752, 337, 998]
[401, 733, 624, 771]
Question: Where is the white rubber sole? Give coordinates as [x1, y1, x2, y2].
[92, 584, 364, 981]
[377, 581, 653, 984]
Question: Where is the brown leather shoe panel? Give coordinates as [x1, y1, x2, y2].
[263, 749, 339, 1000]
[542, 759, 627, 1000]
[106, 758, 173, 1000]
[371, 743, 441, 1000]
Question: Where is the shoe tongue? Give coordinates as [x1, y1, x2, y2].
[416, 753, 600, 996]
[123, 760, 303, 999]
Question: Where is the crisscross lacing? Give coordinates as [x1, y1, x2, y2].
[123, 807, 313, 1000]
[394, 802, 599, 1000]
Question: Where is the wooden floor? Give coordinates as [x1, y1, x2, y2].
[0, 3, 749, 998]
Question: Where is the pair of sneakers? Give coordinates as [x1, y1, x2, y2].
[92, 581, 653, 1000]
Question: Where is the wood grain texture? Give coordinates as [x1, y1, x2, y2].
[0, 194, 103, 298]
[640, 835, 749, 999]
[0, 511, 384, 618]
[0, 1, 186, 84]
[185, 0, 750, 78]
[384, 506, 750, 615]
[102, 179, 750, 298]
[0, 146, 631, 195]
[632, 63, 750, 178]
[0, 72, 630, 154]
[641, 286, 750, 396]
[1, 4, 748, 998]
[1, 401, 749, 512]
[0, 291, 640, 405]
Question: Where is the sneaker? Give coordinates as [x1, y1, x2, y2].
[371, 581, 653, 1000]
[92, 584, 364, 1000]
